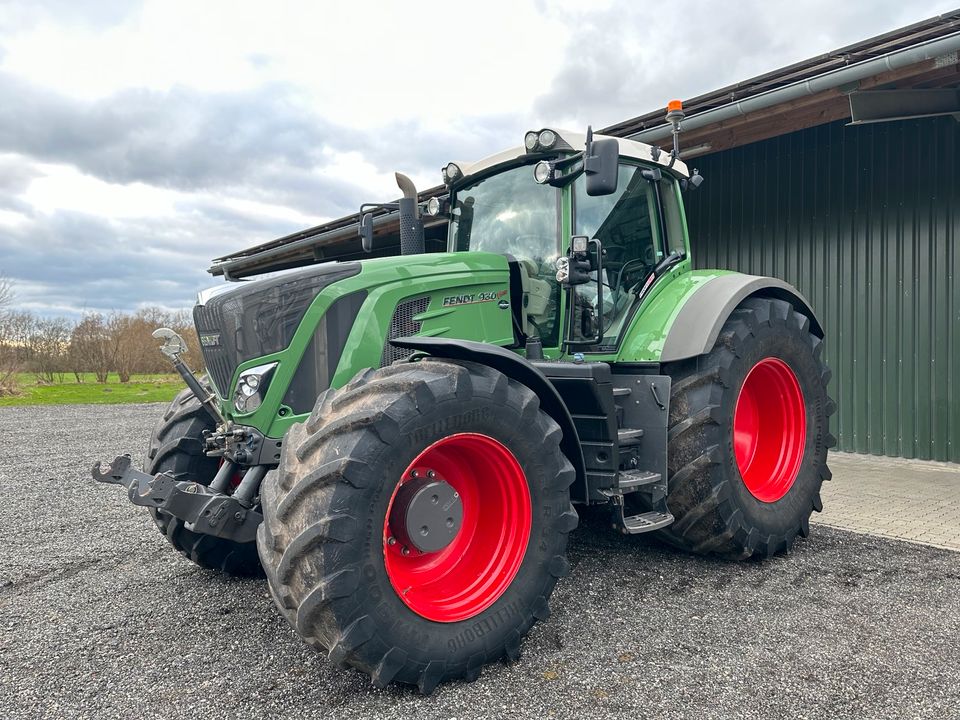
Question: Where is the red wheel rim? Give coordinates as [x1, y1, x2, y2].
[383, 433, 532, 623]
[733, 357, 806, 503]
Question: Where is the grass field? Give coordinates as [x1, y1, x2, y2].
[0, 373, 186, 407]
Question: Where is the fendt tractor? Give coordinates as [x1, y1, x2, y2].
[95, 102, 835, 692]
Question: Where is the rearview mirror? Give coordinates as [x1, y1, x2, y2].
[359, 212, 374, 252]
[585, 136, 619, 196]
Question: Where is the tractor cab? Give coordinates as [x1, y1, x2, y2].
[441, 126, 695, 354]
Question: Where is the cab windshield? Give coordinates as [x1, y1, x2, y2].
[449, 165, 558, 262]
[449, 165, 562, 346]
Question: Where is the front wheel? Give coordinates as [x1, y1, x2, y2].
[658, 297, 836, 558]
[145, 385, 262, 576]
[257, 358, 577, 692]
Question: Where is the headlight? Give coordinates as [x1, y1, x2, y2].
[525, 128, 564, 153]
[442, 162, 462, 184]
[424, 196, 441, 216]
[538, 129, 557, 149]
[234, 362, 278, 414]
[533, 160, 554, 184]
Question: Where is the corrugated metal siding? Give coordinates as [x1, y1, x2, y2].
[685, 117, 959, 462]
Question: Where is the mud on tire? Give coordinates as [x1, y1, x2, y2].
[145, 385, 262, 577]
[658, 297, 837, 559]
[256, 358, 578, 692]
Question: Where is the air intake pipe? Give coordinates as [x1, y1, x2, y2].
[395, 172, 425, 256]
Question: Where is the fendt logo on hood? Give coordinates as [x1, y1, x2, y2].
[441, 289, 508, 308]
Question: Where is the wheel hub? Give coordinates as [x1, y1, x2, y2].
[388, 473, 463, 553]
[382, 433, 532, 623]
[733, 356, 806, 503]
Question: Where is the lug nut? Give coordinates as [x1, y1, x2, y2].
[426, 470, 436, 479]
[387, 536, 396, 546]
[401, 547, 410, 556]
[410, 470, 418, 479]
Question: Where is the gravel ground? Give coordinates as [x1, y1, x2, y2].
[1, 403, 959, 720]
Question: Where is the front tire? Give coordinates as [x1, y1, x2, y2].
[658, 297, 836, 558]
[145, 385, 262, 576]
[257, 358, 578, 692]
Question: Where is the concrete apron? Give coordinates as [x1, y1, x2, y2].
[814, 451, 960, 552]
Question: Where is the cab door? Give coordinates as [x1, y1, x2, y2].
[564, 163, 665, 351]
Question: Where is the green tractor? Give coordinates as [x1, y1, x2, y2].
[95, 103, 835, 692]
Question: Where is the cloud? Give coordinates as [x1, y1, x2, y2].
[0, 67, 516, 319]
[0, 204, 304, 319]
[0, 74, 337, 191]
[0, 0, 139, 35]
[0, 69, 521, 210]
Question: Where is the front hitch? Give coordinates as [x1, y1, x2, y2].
[92, 455, 262, 543]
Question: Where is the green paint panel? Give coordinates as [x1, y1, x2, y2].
[685, 117, 959, 462]
[614, 264, 728, 362]
[220, 252, 513, 438]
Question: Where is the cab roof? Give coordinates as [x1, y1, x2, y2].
[450, 128, 690, 184]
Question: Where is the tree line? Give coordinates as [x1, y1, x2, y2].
[0, 277, 203, 396]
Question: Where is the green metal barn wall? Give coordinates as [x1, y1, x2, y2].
[684, 117, 959, 462]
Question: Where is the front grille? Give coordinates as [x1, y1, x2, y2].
[193, 262, 360, 397]
[194, 302, 234, 396]
[380, 296, 430, 367]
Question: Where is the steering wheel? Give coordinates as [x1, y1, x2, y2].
[614, 248, 657, 293]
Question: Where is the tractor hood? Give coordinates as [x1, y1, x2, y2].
[193, 252, 514, 433]
[194, 261, 363, 397]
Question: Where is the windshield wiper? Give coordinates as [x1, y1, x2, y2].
[634, 250, 686, 300]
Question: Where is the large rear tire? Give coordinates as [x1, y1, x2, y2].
[257, 358, 578, 692]
[145, 385, 262, 577]
[658, 297, 836, 558]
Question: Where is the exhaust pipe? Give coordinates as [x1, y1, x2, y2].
[395, 172, 425, 256]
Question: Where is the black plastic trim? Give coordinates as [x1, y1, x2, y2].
[283, 290, 367, 414]
[660, 274, 824, 362]
[504, 255, 527, 348]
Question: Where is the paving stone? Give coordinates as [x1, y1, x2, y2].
[815, 451, 960, 552]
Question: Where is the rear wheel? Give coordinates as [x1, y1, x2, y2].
[145, 385, 262, 576]
[257, 358, 577, 692]
[658, 297, 836, 558]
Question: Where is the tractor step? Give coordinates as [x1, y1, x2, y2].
[617, 428, 644, 445]
[616, 509, 674, 535]
[617, 469, 661, 492]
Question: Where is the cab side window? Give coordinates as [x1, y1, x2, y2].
[572, 164, 661, 345]
[574, 164, 660, 285]
[660, 177, 688, 255]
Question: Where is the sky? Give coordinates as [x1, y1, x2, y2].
[0, 0, 955, 319]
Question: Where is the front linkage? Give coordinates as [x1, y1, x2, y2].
[92, 327, 269, 545]
[92, 455, 263, 543]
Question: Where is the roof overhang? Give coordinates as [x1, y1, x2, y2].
[605, 12, 960, 159]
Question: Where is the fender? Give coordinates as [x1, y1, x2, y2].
[390, 336, 588, 496]
[660, 273, 824, 363]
